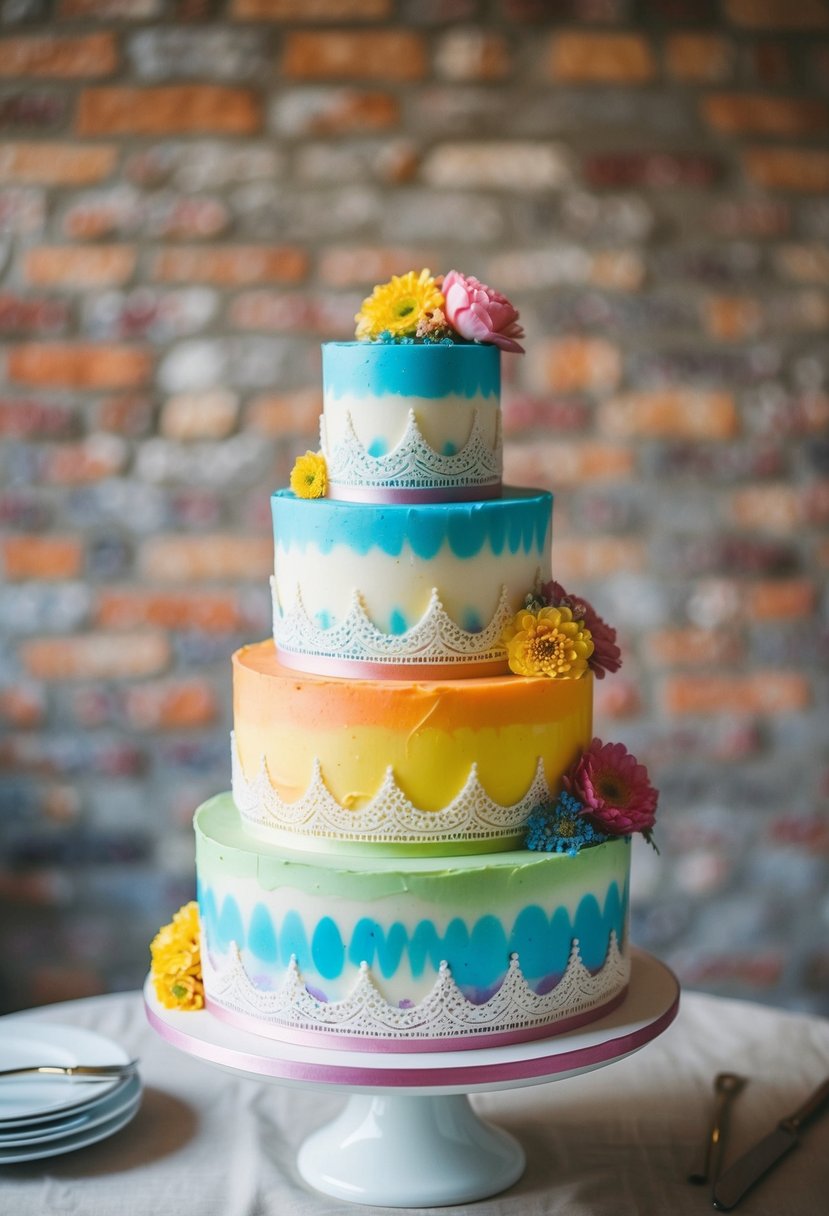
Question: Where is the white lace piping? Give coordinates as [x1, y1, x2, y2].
[231, 734, 552, 842]
[321, 407, 501, 492]
[203, 934, 629, 1041]
[273, 582, 515, 668]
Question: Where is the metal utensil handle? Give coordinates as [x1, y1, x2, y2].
[786, 1077, 829, 1132]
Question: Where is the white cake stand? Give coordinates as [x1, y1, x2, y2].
[145, 948, 679, 1208]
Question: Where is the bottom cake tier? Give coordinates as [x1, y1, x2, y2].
[196, 794, 631, 1051]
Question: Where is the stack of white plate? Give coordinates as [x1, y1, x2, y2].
[0, 1024, 142, 1165]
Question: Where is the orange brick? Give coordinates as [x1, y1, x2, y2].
[743, 147, 829, 193]
[702, 297, 764, 343]
[724, 0, 829, 28]
[152, 246, 308, 286]
[730, 484, 803, 531]
[282, 31, 427, 80]
[553, 537, 648, 582]
[534, 337, 622, 395]
[594, 677, 643, 720]
[664, 673, 811, 715]
[744, 579, 817, 619]
[588, 251, 645, 291]
[77, 86, 261, 136]
[664, 34, 734, 81]
[702, 94, 829, 137]
[319, 247, 440, 288]
[2, 535, 83, 580]
[0, 686, 45, 728]
[95, 588, 243, 631]
[548, 33, 656, 84]
[160, 392, 240, 441]
[123, 680, 218, 730]
[139, 535, 273, 582]
[505, 441, 635, 488]
[246, 389, 323, 436]
[24, 246, 136, 288]
[435, 30, 511, 81]
[0, 143, 116, 185]
[0, 31, 117, 77]
[233, 0, 390, 14]
[649, 628, 744, 667]
[19, 633, 170, 680]
[8, 344, 151, 389]
[599, 389, 739, 439]
[774, 244, 829, 282]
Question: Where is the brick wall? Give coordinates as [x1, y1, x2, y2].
[1, 0, 827, 1016]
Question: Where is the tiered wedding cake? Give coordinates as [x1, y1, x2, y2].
[152, 270, 658, 1051]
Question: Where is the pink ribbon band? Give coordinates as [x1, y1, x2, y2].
[327, 482, 502, 505]
[276, 650, 509, 681]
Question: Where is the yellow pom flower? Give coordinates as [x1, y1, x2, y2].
[501, 605, 594, 679]
[355, 269, 445, 340]
[290, 450, 327, 499]
[150, 901, 204, 1012]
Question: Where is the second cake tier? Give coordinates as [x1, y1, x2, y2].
[232, 640, 593, 854]
[271, 487, 551, 679]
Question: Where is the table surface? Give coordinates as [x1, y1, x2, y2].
[1, 985, 827, 1216]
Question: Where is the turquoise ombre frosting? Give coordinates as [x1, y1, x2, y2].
[272, 488, 551, 560]
[323, 341, 500, 401]
[199, 885, 626, 992]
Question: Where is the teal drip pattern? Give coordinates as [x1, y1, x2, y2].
[198, 881, 628, 996]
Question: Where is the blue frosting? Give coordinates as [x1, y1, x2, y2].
[273, 488, 551, 560]
[199, 884, 628, 995]
[323, 341, 500, 401]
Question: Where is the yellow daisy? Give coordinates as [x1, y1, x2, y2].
[290, 451, 327, 499]
[355, 269, 445, 340]
[150, 901, 204, 1011]
[502, 605, 594, 679]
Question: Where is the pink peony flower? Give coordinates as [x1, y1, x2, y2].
[564, 739, 658, 838]
[542, 580, 622, 680]
[442, 270, 525, 353]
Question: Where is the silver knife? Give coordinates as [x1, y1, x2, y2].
[712, 1076, 829, 1211]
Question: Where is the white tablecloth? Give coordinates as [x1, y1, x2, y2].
[1, 985, 827, 1215]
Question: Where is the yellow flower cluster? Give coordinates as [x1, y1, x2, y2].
[355, 269, 444, 340]
[290, 450, 327, 499]
[150, 901, 204, 1012]
[502, 605, 594, 679]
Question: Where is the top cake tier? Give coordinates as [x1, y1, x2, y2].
[320, 342, 502, 503]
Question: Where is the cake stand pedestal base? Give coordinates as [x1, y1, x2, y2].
[145, 949, 679, 1208]
[297, 1092, 524, 1206]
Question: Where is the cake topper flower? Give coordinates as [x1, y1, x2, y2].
[355, 268, 445, 340]
[150, 901, 204, 1011]
[290, 450, 327, 499]
[442, 270, 525, 353]
[565, 739, 658, 847]
[501, 604, 593, 679]
[541, 580, 622, 680]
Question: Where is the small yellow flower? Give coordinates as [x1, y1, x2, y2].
[150, 901, 204, 1012]
[501, 605, 594, 679]
[290, 450, 327, 499]
[355, 269, 445, 340]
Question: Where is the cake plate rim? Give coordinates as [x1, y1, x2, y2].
[143, 948, 678, 1206]
[143, 947, 679, 1097]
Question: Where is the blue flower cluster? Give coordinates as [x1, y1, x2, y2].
[525, 792, 609, 856]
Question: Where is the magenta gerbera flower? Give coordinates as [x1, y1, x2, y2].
[564, 739, 658, 840]
[542, 580, 622, 680]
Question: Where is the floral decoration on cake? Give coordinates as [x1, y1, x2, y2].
[501, 603, 594, 679]
[290, 450, 328, 500]
[150, 901, 204, 1011]
[541, 580, 622, 680]
[355, 268, 525, 352]
[526, 739, 659, 855]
